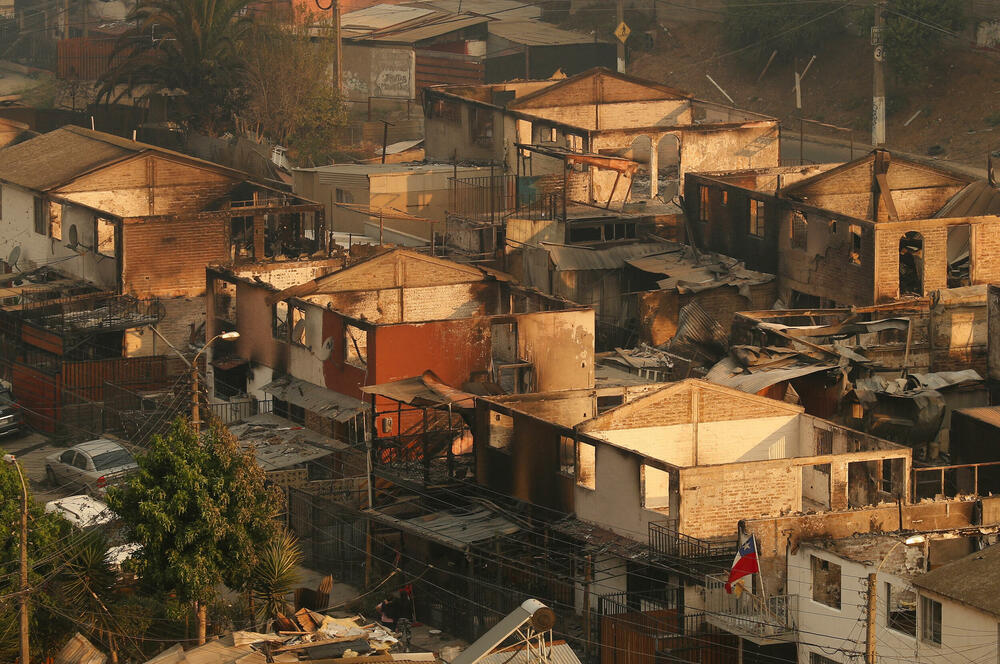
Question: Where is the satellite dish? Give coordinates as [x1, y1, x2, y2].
[6, 245, 19, 270]
[66, 225, 79, 250]
[292, 318, 306, 346]
[316, 336, 335, 361]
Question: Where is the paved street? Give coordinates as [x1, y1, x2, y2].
[1, 430, 78, 505]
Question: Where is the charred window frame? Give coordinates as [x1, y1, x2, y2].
[810, 555, 841, 609]
[886, 583, 916, 637]
[33, 196, 46, 235]
[791, 211, 808, 250]
[428, 99, 461, 122]
[577, 441, 596, 490]
[344, 323, 367, 369]
[96, 217, 115, 257]
[231, 216, 254, 260]
[748, 199, 765, 238]
[272, 300, 289, 341]
[850, 224, 863, 265]
[470, 107, 494, 147]
[699, 185, 710, 223]
[559, 436, 575, 476]
[290, 303, 307, 347]
[213, 278, 237, 324]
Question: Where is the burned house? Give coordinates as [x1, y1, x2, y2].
[424, 68, 780, 203]
[206, 248, 595, 440]
[0, 126, 325, 351]
[685, 150, 1000, 307]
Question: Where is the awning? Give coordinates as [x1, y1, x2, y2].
[364, 507, 520, 552]
[360, 370, 477, 408]
[260, 375, 367, 422]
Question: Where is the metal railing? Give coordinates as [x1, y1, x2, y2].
[649, 521, 737, 559]
[704, 575, 795, 639]
[912, 461, 1000, 501]
[22, 293, 163, 335]
[449, 174, 517, 223]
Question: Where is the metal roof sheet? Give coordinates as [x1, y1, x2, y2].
[626, 246, 775, 293]
[452, 600, 549, 664]
[704, 356, 835, 394]
[368, 15, 488, 43]
[955, 406, 1000, 428]
[405, 0, 541, 22]
[913, 542, 1000, 616]
[341, 4, 435, 30]
[54, 633, 107, 664]
[477, 642, 582, 664]
[367, 507, 520, 551]
[360, 370, 477, 407]
[260, 375, 366, 422]
[488, 20, 606, 46]
[935, 180, 1000, 218]
[543, 242, 668, 271]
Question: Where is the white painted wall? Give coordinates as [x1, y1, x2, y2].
[790, 544, 999, 664]
[288, 303, 328, 389]
[247, 364, 274, 402]
[0, 184, 116, 288]
[589, 415, 800, 468]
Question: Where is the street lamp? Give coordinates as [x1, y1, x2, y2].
[865, 534, 926, 664]
[149, 329, 240, 435]
[3, 453, 28, 664]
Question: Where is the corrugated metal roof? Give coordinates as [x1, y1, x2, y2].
[543, 242, 668, 271]
[360, 370, 477, 407]
[54, 633, 107, 664]
[704, 356, 835, 394]
[935, 180, 1000, 218]
[368, 15, 488, 43]
[406, 0, 541, 22]
[955, 406, 1000, 428]
[229, 413, 344, 471]
[452, 600, 550, 664]
[260, 375, 367, 421]
[368, 507, 520, 551]
[477, 642, 582, 664]
[489, 20, 606, 46]
[342, 4, 435, 30]
[626, 245, 774, 293]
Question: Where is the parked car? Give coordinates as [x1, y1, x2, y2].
[45, 494, 116, 529]
[45, 439, 138, 496]
[0, 385, 24, 438]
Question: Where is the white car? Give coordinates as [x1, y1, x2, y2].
[44, 495, 115, 529]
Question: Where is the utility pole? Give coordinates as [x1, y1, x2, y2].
[4, 454, 29, 664]
[865, 572, 877, 663]
[190, 364, 200, 435]
[616, 0, 625, 73]
[332, 0, 342, 95]
[872, 0, 886, 146]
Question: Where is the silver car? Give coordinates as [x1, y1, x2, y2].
[45, 439, 138, 496]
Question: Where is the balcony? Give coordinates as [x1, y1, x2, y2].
[703, 575, 796, 645]
[648, 521, 736, 579]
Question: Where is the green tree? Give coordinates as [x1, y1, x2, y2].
[97, 0, 253, 134]
[249, 529, 302, 626]
[723, 0, 845, 60]
[107, 419, 284, 644]
[237, 18, 347, 166]
[880, 0, 966, 84]
[0, 453, 73, 661]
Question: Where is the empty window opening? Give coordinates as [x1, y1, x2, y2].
[290, 303, 307, 346]
[899, 231, 924, 297]
[881, 457, 905, 498]
[49, 202, 62, 241]
[344, 323, 367, 368]
[489, 411, 513, 451]
[791, 211, 808, 250]
[33, 196, 45, 235]
[597, 394, 624, 413]
[231, 216, 254, 259]
[920, 595, 941, 644]
[699, 185, 710, 223]
[887, 584, 916, 636]
[849, 224, 862, 264]
[802, 463, 831, 511]
[947, 224, 970, 288]
[335, 188, 354, 204]
[811, 556, 841, 609]
[272, 301, 289, 341]
[213, 279, 237, 323]
[848, 460, 881, 508]
[559, 436, 575, 476]
[471, 107, 494, 147]
[577, 441, 596, 490]
[274, 397, 305, 425]
[96, 217, 115, 257]
[642, 464, 670, 511]
[748, 199, 765, 237]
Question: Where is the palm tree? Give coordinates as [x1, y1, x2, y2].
[249, 530, 303, 626]
[97, 0, 253, 134]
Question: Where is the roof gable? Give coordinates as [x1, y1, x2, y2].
[267, 249, 488, 303]
[507, 68, 691, 110]
[914, 543, 1000, 617]
[578, 379, 801, 432]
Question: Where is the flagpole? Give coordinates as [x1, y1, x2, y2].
[753, 534, 769, 604]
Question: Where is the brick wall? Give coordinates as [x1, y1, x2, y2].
[678, 460, 800, 539]
[122, 215, 229, 298]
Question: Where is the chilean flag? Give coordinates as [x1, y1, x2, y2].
[725, 535, 760, 594]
